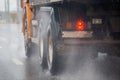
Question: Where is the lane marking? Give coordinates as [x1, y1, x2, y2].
[12, 58, 24, 66]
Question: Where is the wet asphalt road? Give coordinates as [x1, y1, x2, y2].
[0, 24, 120, 80]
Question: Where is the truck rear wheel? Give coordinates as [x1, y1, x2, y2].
[25, 38, 31, 57]
[47, 30, 58, 75]
[38, 28, 58, 75]
[37, 7, 59, 75]
[47, 32, 53, 71]
[24, 26, 32, 57]
[23, 13, 31, 57]
[39, 25, 57, 75]
[38, 31, 48, 69]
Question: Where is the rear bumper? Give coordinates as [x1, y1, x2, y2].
[56, 39, 120, 54]
[63, 38, 120, 45]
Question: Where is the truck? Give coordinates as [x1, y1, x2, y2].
[21, 0, 120, 75]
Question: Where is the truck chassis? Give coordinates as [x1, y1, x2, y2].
[21, 0, 120, 75]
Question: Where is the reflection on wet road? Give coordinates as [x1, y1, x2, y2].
[0, 24, 120, 80]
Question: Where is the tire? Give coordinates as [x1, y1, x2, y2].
[38, 30, 48, 69]
[23, 9, 32, 57]
[25, 39, 32, 57]
[23, 23, 32, 57]
[38, 28, 58, 75]
[37, 7, 59, 75]
[47, 30, 58, 75]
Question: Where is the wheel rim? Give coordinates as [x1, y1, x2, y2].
[39, 35, 44, 64]
[47, 35, 53, 70]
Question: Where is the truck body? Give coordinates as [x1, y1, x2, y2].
[21, 0, 120, 74]
[28, 0, 120, 39]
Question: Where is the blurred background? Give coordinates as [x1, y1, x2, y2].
[0, 0, 22, 24]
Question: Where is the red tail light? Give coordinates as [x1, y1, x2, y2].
[76, 20, 85, 31]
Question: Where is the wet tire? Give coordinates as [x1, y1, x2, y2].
[23, 9, 32, 57]
[25, 39, 32, 57]
[23, 26, 32, 57]
[47, 30, 58, 75]
[38, 28, 58, 75]
[38, 30, 48, 69]
[37, 7, 59, 75]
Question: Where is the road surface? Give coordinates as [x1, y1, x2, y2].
[0, 24, 120, 80]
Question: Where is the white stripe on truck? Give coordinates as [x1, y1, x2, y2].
[62, 31, 93, 38]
